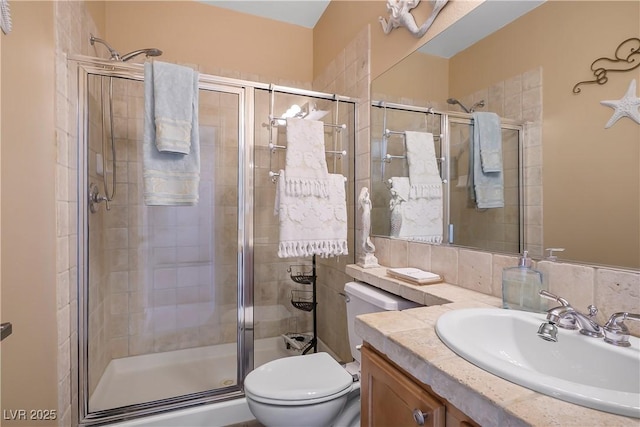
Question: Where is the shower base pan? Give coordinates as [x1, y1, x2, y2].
[89, 336, 293, 411]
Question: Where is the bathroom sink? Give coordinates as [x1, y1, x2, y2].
[435, 308, 640, 418]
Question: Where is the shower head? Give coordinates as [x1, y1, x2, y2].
[446, 98, 471, 113]
[446, 98, 486, 113]
[89, 34, 162, 62]
[121, 48, 163, 62]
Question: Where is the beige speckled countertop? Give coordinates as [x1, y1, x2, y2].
[346, 264, 639, 427]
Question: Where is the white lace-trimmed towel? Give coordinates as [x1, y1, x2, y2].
[148, 61, 199, 154]
[470, 112, 504, 208]
[284, 118, 330, 198]
[389, 177, 443, 244]
[275, 170, 348, 258]
[404, 131, 442, 199]
[143, 62, 200, 206]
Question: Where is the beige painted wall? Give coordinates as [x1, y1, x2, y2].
[85, 1, 105, 35]
[101, 1, 313, 84]
[449, 1, 640, 268]
[0, 1, 58, 425]
[371, 51, 449, 102]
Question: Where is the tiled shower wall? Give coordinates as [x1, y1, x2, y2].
[102, 79, 240, 361]
[312, 26, 370, 363]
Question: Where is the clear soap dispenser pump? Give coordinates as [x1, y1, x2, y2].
[502, 251, 546, 312]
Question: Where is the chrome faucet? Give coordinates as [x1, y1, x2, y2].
[603, 312, 640, 347]
[537, 290, 604, 341]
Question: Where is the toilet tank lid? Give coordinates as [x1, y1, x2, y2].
[344, 281, 420, 310]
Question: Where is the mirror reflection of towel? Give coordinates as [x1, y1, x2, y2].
[389, 176, 443, 243]
[405, 131, 442, 199]
[470, 112, 504, 208]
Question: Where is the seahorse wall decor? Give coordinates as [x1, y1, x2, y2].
[379, 0, 449, 38]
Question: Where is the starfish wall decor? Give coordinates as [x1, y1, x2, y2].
[600, 79, 640, 129]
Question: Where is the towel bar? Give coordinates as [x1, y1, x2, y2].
[386, 177, 447, 187]
[383, 153, 445, 163]
[384, 129, 442, 139]
[270, 117, 346, 130]
[269, 170, 347, 182]
[268, 143, 346, 157]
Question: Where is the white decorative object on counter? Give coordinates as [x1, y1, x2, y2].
[387, 267, 442, 285]
[358, 187, 380, 268]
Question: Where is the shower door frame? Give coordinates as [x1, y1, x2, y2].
[446, 114, 525, 252]
[73, 56, 256, 426]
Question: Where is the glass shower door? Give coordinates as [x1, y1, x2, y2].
[80, 69, 248, 419]
[447, 119, 521, 253]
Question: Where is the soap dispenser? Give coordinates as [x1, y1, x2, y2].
[502, 251, 546, 312]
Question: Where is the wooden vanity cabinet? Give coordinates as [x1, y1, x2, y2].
[361, 344, 480, 427]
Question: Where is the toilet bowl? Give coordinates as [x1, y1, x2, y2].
[244, 281, 420, 427]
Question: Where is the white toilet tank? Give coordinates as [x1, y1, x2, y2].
[344, 281, 421, 364]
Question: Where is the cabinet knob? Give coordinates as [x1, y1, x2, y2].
[412, 408, 428, 425]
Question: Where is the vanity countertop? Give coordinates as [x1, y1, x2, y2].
[347, 264, 638, 427]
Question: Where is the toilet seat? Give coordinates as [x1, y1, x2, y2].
[244, 352, 354, 406]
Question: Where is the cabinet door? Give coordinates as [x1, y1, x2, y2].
[361, 346, 445, 427]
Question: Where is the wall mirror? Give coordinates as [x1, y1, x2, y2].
[370, 0, 640, 270]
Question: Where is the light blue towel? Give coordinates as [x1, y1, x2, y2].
[150, 61, 197, 154]
[475, 112, 503, 173]
[143, 62, 200, 206]
[470, 112, 504, 208]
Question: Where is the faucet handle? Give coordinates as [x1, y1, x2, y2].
[539, 290, 571, 307]
[603, 312, 640, 347]
[538, 290, 578, 330]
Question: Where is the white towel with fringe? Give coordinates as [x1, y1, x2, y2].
[284, 118, 329, 198]
[405, 131, 442, 199]
[275, 170, 348, 258]
[143, 62, 200, 206]
[389, 176, 443, 244]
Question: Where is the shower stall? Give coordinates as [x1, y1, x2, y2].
[73, 55, 356, 425]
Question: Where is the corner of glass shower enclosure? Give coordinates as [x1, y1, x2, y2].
[71, 55, 358, 426]
[73, 56, 253, 426]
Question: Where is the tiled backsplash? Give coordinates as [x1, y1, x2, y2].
[372, 236, 640, 337]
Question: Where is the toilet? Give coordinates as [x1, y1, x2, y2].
[244, 281, 420, 427]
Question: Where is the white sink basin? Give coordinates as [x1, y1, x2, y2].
[435, 308, 640, 418]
